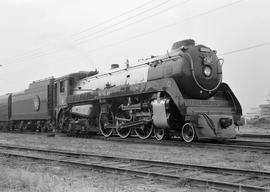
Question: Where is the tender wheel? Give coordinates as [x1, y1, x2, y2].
[18, 121, 25, 132]
[99, 112, 114, 137]
[135, 124, 153, 139]
[154, 128, 167, 140]
[181, 123, 197, 143]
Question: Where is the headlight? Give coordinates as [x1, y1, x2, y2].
[203, 66, 212, 77]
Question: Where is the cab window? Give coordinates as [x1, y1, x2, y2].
[69, 78, 74, 86]
[60, 81, 65, 93]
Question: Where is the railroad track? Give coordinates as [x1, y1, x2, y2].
[1, 131, 270, 153]
[65, 131, 270, 151]
[237, 134, 270, 139]
[82, 135, 270, 153]
[0, 144, 269, 191]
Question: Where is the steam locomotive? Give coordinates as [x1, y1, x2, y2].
[0, 39, 242, 142]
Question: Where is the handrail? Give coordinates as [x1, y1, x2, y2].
[186, 53, 222, 93]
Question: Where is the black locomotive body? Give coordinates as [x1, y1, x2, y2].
[0, 39, 242, 142]
[0, 78, 55, 131]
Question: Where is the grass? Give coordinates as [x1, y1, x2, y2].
[0, 164, 148, 192]
[0, 166, 100, 192]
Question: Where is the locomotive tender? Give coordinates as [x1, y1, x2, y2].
[0, 39, 242, 142]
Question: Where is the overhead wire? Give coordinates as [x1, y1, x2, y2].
[81, 0, 244, 53]
[2, 0, 189, 64]
[75, 0, 191, 44]
[2, 0, 244, 65]
[1, 0, 159, 63]
[70, 0, 157, 37]
[219, 42, 270, 56]
[74, 0, 177, 42]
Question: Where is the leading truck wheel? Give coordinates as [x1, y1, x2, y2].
[154, 128, 167, 140]
[181, 123, 197, 143]
[99, 112, 114, 137]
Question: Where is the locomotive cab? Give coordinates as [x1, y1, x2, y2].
[54, 71, 92, 107]
[54, 71, 98, 130]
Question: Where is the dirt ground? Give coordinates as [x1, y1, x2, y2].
[0, 155, 221, 192]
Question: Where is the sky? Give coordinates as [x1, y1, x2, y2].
[0, 0, 269, 114]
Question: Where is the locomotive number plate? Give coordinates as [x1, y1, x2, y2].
[200, 47, 211, 53]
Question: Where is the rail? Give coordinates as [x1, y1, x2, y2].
[0, 144, 269, 191]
